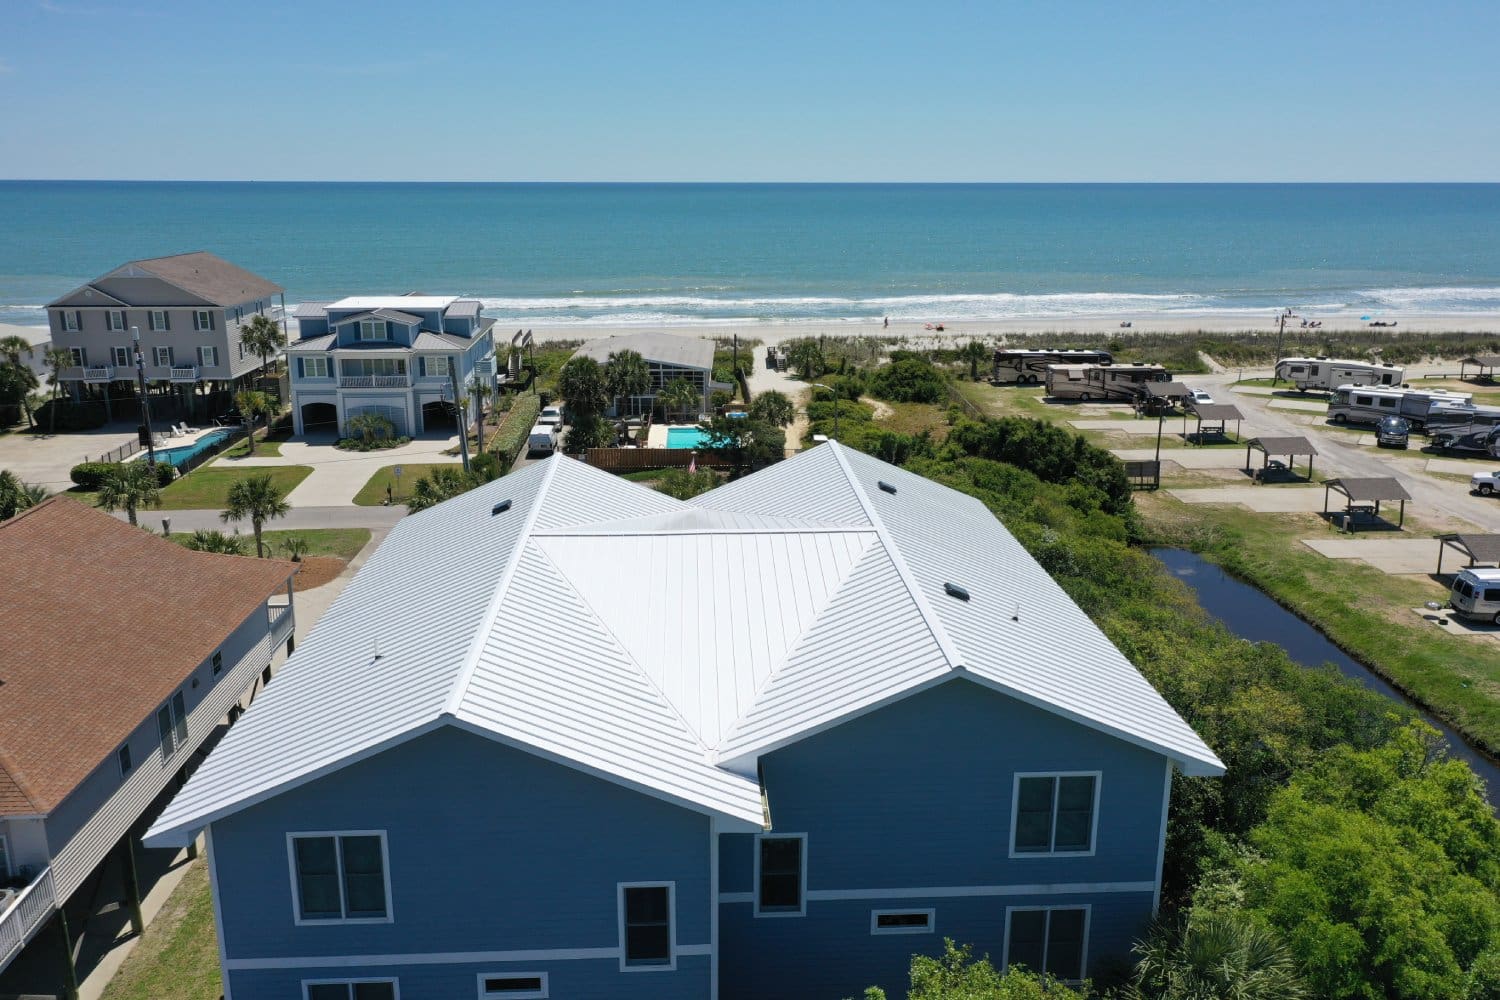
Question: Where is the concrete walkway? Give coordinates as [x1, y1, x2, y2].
[1266, 398, 1330, 412]
[745, 345, 813, 443]
[214, 434, 460, 506]
[1167, 486, 1330, 512]
[1301, 537, 1445, 575]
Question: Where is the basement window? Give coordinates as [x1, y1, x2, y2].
[478, 974, 547, 998]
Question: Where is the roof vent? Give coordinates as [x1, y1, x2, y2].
[944, 582, 970, 602]
[492, 500, 512, 516]
[878, 480, 897, 495]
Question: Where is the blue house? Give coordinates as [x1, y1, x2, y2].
[145, 444, 1223, 1000]
[286, 295, 496, 437]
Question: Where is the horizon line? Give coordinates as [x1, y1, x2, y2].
[4, 178, 1500, 186]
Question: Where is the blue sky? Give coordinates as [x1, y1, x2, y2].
[2, 0, 1497, 181]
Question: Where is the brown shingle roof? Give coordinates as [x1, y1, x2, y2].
[0, 498, 295, 815]
[108, 251, 283, 306]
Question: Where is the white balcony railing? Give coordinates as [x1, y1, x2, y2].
[0, 866, 56, 972]
[339, 375, 409, 388]
[169, 365, 199, 383]
[472, 359, 495, 376]
[268, 601, 294, 643]
[82, 365, 117, 383]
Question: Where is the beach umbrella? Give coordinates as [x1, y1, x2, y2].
[1360, 315, 1371, 321]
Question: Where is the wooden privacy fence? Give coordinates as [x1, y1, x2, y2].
[584, 448, 731, 472]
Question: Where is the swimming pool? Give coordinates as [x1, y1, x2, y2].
[666, 426, 712, 449]
[151, 428, 237, 467]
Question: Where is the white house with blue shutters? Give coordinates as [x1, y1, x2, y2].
[286, 295, 496, 438]
[144, 443, 1223, 1000]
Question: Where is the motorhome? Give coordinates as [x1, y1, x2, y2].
[1326, 385, 1473, 430]
[1046, 362, 1170, 401]
[1450, 567, 1500, 625]
[1426, 405, 1500, 452]
[1275, 357, 1405, 391]
[993, 348, 1112, 385]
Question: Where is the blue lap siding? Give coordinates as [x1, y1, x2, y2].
[211, 726, 711, 1000]
[718, 678, 1169, 999]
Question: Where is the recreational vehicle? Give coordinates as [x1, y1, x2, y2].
[1450, 567, 1500, 625]
[1326, 385, 1473, 430]
[993, 348, 1113, 385]
[1046, 362, 1170, 401]
[1430, 411, 1500, 454]
[1275, 357, 1405, 391]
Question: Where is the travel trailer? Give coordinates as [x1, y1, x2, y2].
[1275, 357, 1405, 391]
[1450, 567, 1500, 625]
[1046, 362, 1170, 401]
[1326, 385, 1473, 430]
[993, 348, 1112, 385]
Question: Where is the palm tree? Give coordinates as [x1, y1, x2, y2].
[405, 467, 479, 513]
[0, 336, 39, 430]
[659, 378, 701, 421]
[604, 349, 651, 418]
[96, 462, 161, 527]
[786, 340, 824, 380]
[748, 389, 795, 427]
[0, 469, 46, 520]
[185, 529, 248, 555]
[240, 313, 287, 378]
[234, 389, 274, 456]
[281, 534, 311, 561]
[44, 347, 71, 434]
[558, 356, 610, 420]
[1129, 913, 1308, 1000]
[961, 339, 990, 381]
[221, 473, 290, 558]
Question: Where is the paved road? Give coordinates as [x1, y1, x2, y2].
[112, 505, 407, 533]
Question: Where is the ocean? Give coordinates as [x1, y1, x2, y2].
[3, 181, 1500, 328]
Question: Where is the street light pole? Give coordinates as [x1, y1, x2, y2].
[1271, 308, 1296, 385]
[811, 383, 839, 440]
[132, 326, 156, 468]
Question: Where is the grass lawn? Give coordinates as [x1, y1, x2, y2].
[169, 527, 370, 561]
[156, 465, 312, 509]
[99, 862, 219, 1000]
[353, 463, 462, 506]
[1139, 492, 1500, 755]
[221, 434, 287, 459]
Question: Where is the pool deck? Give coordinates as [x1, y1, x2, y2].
[135, 424, 234, 463]
[646, 423, 706, 449]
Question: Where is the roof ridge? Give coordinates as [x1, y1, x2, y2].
[828, 442, 964, 670]
[442, 455, 563, 717]
[527, 539, 712, 755]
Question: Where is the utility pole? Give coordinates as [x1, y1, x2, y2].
[1271, 308, 1295, 386]
[449, 366, 471, 475]
[132, 326, 156, 468]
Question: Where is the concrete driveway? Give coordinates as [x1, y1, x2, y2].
[217, 432, 461, 506]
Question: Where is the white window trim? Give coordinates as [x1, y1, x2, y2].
[200, 346, 218, 367]
[113, 347, 130, 367]
[1002, 904, 1091, 984]
[359, 320, 386, 341]
[107, 309, 125, 331]
[753, 832, 807, 917]
[1008, 770, 1102, 859]
[617, 881, 676, 972]
[301, 978, 400, 1000]
[195, 309, 214, 331]
[476, 971, 548, 998]
[62, 310, 79, 331]
[871, 908, 935, 935]
[154, 346, 173, 368]
[150, 310, 168, 331]
[286, 830, 395, 927]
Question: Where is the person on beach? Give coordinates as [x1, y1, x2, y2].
[883, 316, 889, 329]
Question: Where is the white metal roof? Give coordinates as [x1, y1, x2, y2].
[328, 295, 459, 312]
[145, 444, 1222, 848]
[574, 332, 716, 371]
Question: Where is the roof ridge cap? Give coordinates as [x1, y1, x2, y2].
[443, 455, 563, 716]
[828, 443, 964, 670]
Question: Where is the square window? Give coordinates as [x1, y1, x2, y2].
[1006, 907, 1088, 983]
[620, 884, 672, 969]
[1012, 773, 1097, 856]
[756, 835, 805, 915]
[291, 833, 390, 923]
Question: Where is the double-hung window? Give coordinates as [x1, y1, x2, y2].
[618, 882, 674, 970]
[755, 834, 806, 916]
[107, 309, 126, 331]
[157, 691, 188, 757]
[358, 320, 386, 341]
[69, 347, 86, 367]
[420, 355, 451, 379]
[289, 832, 391, 923]
[62, 310, 80, 332]
[302, 981, 398, 1000]
[193, 309, 215, 331]
[199, 346, 218, 367]
[1011, 772, 1098, 856]
[154, 346, 173, 368]
[149, 310, 169, 331]
[112, 346, 131, 367]
[300, 356, 329, 379]
[1005, 906, 1088, 982]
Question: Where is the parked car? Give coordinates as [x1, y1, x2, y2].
[1450, 567, 1500, 625]
[538, 406, 564, 426]
[1473, 470, 1500, 496]
[1375, 415, 1410, 449]
[527, 422, 561, 455]
[1188, 388, 1214, 406]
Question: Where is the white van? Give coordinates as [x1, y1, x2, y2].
[1450, 567, 1500, 625]
[527, 422, 561, 455]
[1275, 357, 1404, 391]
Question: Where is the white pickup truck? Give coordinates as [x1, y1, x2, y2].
[1473, 470, 1500, 496]
[527, 422, 561, 455]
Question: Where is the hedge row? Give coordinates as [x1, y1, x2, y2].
[70, 460, 175, 490]
[492, 393, 542, 471]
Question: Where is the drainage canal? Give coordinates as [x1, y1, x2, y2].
[1150, 546, 1499, 799]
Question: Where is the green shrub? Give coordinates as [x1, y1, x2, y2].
[655, 468, 720, 500]
[70, 461, 119, 490]
[153, 462, 177, 487]
[869, 356, 947, 403]
[492, 393, 542, 469]
[470, 452, 501, 483]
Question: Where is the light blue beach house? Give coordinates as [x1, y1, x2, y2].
[286, 295, 496, 438]
[144, 444, 1222, 1000]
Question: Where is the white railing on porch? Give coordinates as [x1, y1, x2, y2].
[82, 365, 117, 382]
[0, 866, 56, 972]
[339, 375, 409, 388]
[169, 365, 199, 382]
[268, 601, 294, 642]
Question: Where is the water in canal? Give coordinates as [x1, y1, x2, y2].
[1151, 546, 1499, 797]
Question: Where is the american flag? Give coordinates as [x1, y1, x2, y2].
[688, 453, 697, 474]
